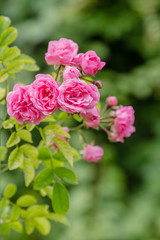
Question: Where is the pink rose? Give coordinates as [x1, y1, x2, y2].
[45, 38, 79, 66]
[83, 144, 104, 162]
[58, 79, 100, 114]
[81, 106, 100, 128]
[29, 74, 59, 115]
[63, 66, 81, 81]
[6, 84, 45, 125]
[106, 96, 118, 107]
[79, 50, 106, 76]
[109, 105, 136, 143]
[52, 127, 70, 151]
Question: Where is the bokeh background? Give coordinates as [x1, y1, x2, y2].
[1, 0, 160, 239]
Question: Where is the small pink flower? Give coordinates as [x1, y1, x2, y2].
[79, 50, 106, 76]
[63, 66, 81, 81]
[83, 144, 104, 162]
[45, 38, 79, 66]
[52, 127, 70, 151]
[81, 107, 100, 128]
[6, 84, 45, 125]
[109, 105, 136, 143]
[58, 79, 100, 114]
[106, 96, 118, 107]
[29, 74, 59, 115]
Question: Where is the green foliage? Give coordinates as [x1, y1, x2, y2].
[34, 168, 54, 190]
[4, 184, 17, 199]
[8, 147, 24, 170]
[52, 182, 70, 215]
[55, 167, 77, 185]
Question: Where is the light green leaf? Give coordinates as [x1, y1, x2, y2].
[0, 146, 7, 161]
[15, 121, 25, 131]
[53, 137, 73, 167]
[20, 144, 38, 160]
[8, 147, 24, 170]
[3, 120, 14, 129]
[23, 158, 35, 187]
[0, 69, 8, 83]
[0, 16, 11, 35]
[0, 87, 5, 100]
[0, 223, 10, 235]
[52, 182, 70, 215]
[25, 220, 35, 235]
[0, 27, 17, 47]
[38, 147, 51, 161]
[24, 205, 49, 218]
[41, 115, 56, 122]
[44, 125, 70, 138]
[34, 168, 54, 190]
[26, 124, 35, 131]
[15, 54, 39, 72]
[0, 198, 9, 211]
[4, 184, 17, 199]
[7, 60, 24, 73]
[55, 167, 77, 185]
[16, 195, 37, 207]
[73, 114, 83, 122]
[6, 132, 21, 148]
[17, 130, 33, 143]
[47, 213, 69, 226]
[3, 47, 21, 62]
[34, 217, 51, 235]
[40, 186, 53, 199]
[9, 221, 23, 233]
[11, 205, 21, 220]
[22, 63, 39, 71]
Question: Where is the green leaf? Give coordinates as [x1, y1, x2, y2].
[0, 223, 10, 235]
[0, 27, 17, 47]
[25, 220, 35, 235]
[15, 54, 39, 72]
[52, 182, 70, 215]
[0, 16, 11, 35]
[52, 151, 67, 162]
[26, 124, 35, 131]
[0, 198, 9, 211]
[41, 115, 56, 122]
[11, 205, 21, 220]
[9, 221, 23, 233]
[73, 114, 83, 122]
[55, 167, 77, 185]
[4, 184, 17, 199]
[0, 69, 8, 83]
[38, 147, 51, 161]
[23, 158, 35, 187]
[7, 60, 24, 73]
[3, 120, 14, 129]
[34, 217, 51, 235]
[16, 195, 37, 207]
[6, 132, 21, 148]
[3, 47, 21, 62]
[15, 121, 25, 131]
[20, 144, 38, 160]
[47, 213, 69, 226]
[53, 137, 73, 167]
[34, 168, 54, 190]
[24, 205, 49, 218]
[0, 146, 7, 161]
[0, 87, 5, 100]
[8, 147, 24, 170]
[17, 129, 33, 143]
[44, 125, 70, 138]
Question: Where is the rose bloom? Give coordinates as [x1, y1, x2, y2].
[58, 79, 100, 114]
[79, 50, 106, 76]
[63, 66, 81, 81]
[83, 144, 104, 162]
[110, 105, 136, 143]
[45, 38, 79, 66]
[29, 74, 59, 115]
[81, 106, 100, 128]
[52, 127, 69, 151]
[6, 84, 45, 125]
[106, 96, 118, 107]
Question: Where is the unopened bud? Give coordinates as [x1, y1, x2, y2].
[106, 96, 118, 107]
[94, 80, 103, 89]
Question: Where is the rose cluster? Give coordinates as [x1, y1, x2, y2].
[6, 38, 136, 163]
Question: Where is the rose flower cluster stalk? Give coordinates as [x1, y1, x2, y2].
[6, 38, 136, 163]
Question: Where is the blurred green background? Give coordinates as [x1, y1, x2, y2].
[1, 0, 160, 239]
